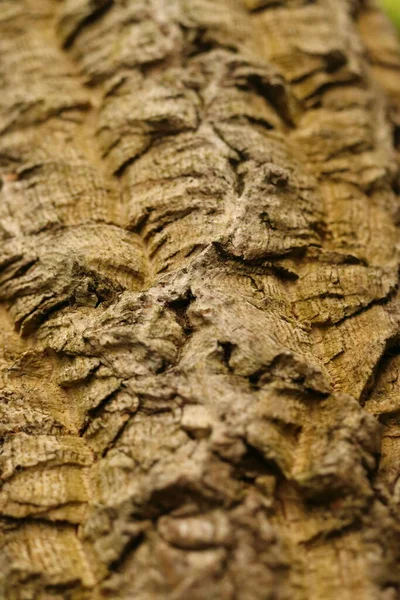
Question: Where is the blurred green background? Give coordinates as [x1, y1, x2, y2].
[381, 0, 400, 30]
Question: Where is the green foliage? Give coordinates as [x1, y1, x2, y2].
[380, 0, 400, 30]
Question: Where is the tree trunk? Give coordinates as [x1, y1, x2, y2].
[1, 0, 400, 598]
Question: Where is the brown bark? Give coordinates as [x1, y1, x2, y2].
[1, 0, 400, 598]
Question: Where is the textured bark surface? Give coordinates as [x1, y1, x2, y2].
[1, 0, 400, 598]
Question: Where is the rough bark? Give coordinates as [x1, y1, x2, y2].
[1, 0, 400, 598]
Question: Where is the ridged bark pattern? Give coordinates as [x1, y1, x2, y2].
[1, 0, 400, 598]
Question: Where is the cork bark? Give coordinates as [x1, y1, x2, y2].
[1, 0, 400, 598]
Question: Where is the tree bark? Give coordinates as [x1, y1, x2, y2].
[1, 0, 400, 598]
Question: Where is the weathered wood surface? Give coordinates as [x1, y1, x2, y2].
[1, 0, 400, 598]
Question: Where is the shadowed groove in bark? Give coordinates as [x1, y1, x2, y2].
[59, 0, 114, 49]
